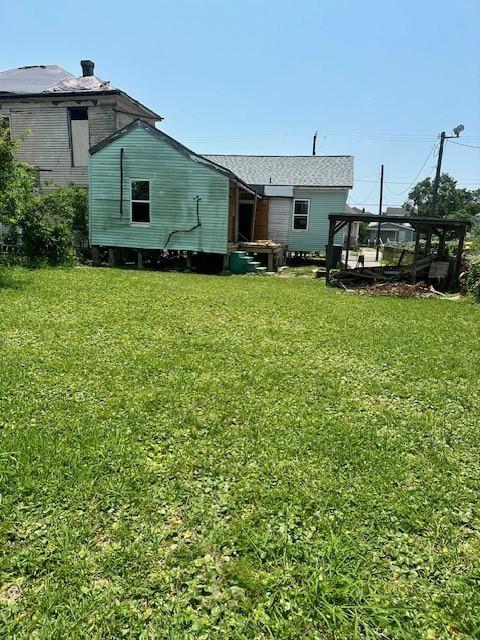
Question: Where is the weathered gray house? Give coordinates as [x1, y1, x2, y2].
[366, 207, 415, 244]
[0, 60, 161, 190]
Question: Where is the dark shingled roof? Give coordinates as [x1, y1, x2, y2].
[204, 154, 354, 188]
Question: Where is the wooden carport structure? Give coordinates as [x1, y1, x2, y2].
[326, 213, 469, 289]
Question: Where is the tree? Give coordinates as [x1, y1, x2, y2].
[405, 173, 480, 224]
[0, 126, 89, 266]
[22, 184, 88, 266]
[0, 126, 37, 228]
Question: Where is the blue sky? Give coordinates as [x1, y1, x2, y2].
[2, 0, 479, 208]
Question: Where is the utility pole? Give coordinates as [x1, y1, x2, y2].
[430, 132, 446, 217]
[312, 131, 317, 156]
[430, 124, 464, 216]
[375, 164, 384, 261]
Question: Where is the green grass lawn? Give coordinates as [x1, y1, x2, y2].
[1, 267, 480, 639]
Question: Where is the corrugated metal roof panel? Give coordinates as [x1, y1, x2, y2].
[0, 65, 72, 93]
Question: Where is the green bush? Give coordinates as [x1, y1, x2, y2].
[465, 255, 480, 302]
[21, 184, 88, 266]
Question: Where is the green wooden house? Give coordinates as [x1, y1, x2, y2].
[89, 119, 353, 270]
[89, 119, 259, 267]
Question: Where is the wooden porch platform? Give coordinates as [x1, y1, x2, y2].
[228, 241, 287, 271]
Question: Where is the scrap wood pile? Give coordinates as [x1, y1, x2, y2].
[330, 256, 453, 297]
[352, 281, 442, 298]
[332, 256, 434, 287]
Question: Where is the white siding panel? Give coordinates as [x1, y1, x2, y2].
[264, 185, 293, 197]
[116, 111, 136, 130]
[9, 106, 88, 188]
[8, 102, 119, 190]
[268, 197, 290, 243]
[88, 105, 116, 146]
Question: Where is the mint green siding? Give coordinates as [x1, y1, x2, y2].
[287, 189, 348, 252]
[89, 125, 230, 254]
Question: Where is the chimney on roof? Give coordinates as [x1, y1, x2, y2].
[81, 60, 95, 77]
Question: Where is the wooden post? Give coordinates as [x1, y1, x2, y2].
[137, 249, 144, 270]
[375, 220, 382, 261]
[413, 228, 421, 260]
[345, 222, 352, 270]
[250, 194, 258, 241]
[222, 253, 230, 272]
[91, 245, 101, 267]
[452, 228, 466, 288]
[234, 184, 240, 242]
[375, 164, 384, 261]
[108, 247, 116, 267]
[425, 228, 432, 255]
[267, 250, 274, 272]
[438, 228, 446, 258]
[412, 228, 421, 284]
[185, 250, 193, 271]
[326, 218, 335, 285]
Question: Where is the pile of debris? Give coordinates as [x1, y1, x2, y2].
[345, 281, 442, 298]
[332, 256, 436, 287]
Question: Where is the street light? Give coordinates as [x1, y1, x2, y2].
[430, 124, 465, 216]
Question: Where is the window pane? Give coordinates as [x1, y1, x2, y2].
[69, 107, 88, 121]
[132, 201, 150, 223]
[294, 200, 309, 215]
[132, 181, 149, 201]
[293, 215, 308, 230]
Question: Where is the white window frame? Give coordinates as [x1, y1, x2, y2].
[130, 179, 151, 225]
[292, 198, 310, 231]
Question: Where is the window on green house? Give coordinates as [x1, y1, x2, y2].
[292, 199, 310, 230]
[131, 180, 150, 224]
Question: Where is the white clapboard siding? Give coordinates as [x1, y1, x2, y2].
[89, 105, 116, 146]
[8, 101, 118, 189]
[10, 106, 87, 188]
[268, 197, 291, 244]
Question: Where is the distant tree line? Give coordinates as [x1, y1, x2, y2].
[405, 174, 480, 224]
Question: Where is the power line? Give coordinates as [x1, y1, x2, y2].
[181, 130, 480, 144]
[383, 141, 438, 197]
[449, 140, 480, 149]
[345, 203, 418, 207]
[358, 178, 479, 185]
[348, 181, 379, 206]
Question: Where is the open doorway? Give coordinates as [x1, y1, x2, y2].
[238, 202, 254, 241]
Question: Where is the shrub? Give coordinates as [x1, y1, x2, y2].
[0, 127, 37, 227]
[22, 188, 76, 266]
[20, 184, 88, 267]
[465, 255, 480, 302]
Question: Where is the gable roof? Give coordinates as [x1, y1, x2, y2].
[367, 221, 414, 230]
[385, 206, 410, 217]
[89, 119, 259, 195]
[0, 64, 73, 93]
[345, 205, 373, 216]
[203, 154, 353, 188]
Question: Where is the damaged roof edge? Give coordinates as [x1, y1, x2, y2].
[0, 88, 162, 120]
[89, 119, 261, 197]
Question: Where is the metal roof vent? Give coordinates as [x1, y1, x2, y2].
[80, 60, 95, 77]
